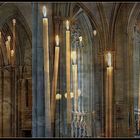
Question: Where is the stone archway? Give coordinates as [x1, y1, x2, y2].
[0, 3, 32, 137]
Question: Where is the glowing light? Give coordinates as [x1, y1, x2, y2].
[78, 89, 81, 96]
[93, 30, 97, 36]
[11, 50, 14, 57]
[107, 52, 112, 67]
[71, 51, 77, 64]
[66, 20, 70, 30]
[65, 93, 67, 98]
[65, 92, 74, 98]
[43, 6, 47, 17]
[13, 19, 16, 25]
[79, 36, 82, 42]
[56, 93, 62, 100]
[55, 35, 59, 46]
[70, 92, 74, 98]
[7, 36, 11, 41]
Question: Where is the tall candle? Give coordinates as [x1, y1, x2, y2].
[81, 48, 84, 112]
[72, 64, 78, 112]
[105, 52, 113, 137]
[10, 50, 14, 66]
[51, 35, 60, 135]
[66, 20, 72, 125]
[12, 19, 16, 66]
[6, 36, 11, 64]
[42, 6, 51, 135]
[12, 19, 16, 51]
[108, 66, 113, 137]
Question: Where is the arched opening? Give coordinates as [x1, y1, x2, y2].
[51, 3, 101, 137]
[0, 3, 32, 137]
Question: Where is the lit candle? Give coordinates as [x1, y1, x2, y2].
[72, 64, 78, 112]
[106, 52, 112, 67]
[71, 51, 78, 112]
[42, 5, 51, 135]
[10, 50, 14, 66]
[51, 35, 60, 130]
[66, 20, 72, 124]
[12, 19, 16, 51]
[79, 36, 82, 47]
[105, 52, 113, 137]
[93, 30, 97, 36]
[12, 19, 16, 65]
[71, 51, 77, 64]
[6, 36, 11, 64]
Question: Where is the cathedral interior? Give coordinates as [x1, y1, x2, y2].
[0, 2, 140, 138]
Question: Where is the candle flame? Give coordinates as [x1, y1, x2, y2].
[11, 50, 14, 57]
[56, 93, 62, 100]
[7, 36, 11, 41]
[71, 51, 77, 64]
[93, 30, 97, 36]
[13, 19, 16, 25]
[55, 35, 59, 46]
[79, 36, 82, 42]
[65, 92, 74, 98]
[107, 52, 112, 67]
[65, 93, 67, 98]
[78, 89, 81, 96]
[5, 41, 8, 46]
[66, 20, 70, 30]
[43, 6, 47, 17]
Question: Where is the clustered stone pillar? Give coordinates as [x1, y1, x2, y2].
[32, 3, 45, 137]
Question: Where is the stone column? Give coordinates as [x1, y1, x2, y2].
[36, 3, 45, 137]
[32, 2, 45, 137]
[32, 3, 38, 137]
[32, 2, 54, 137]
[3, 69, 11, 137]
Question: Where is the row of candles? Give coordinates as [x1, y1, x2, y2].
[42, 5, 113, 136]
[42, 5, 84, 134]
[0, 19, 16, 66]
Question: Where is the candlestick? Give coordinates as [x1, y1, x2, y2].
[42, 6, 51, 136]
[66, 20, 72, 126]
[51, 35, 60, 135]
[72, 64, 78, 112]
